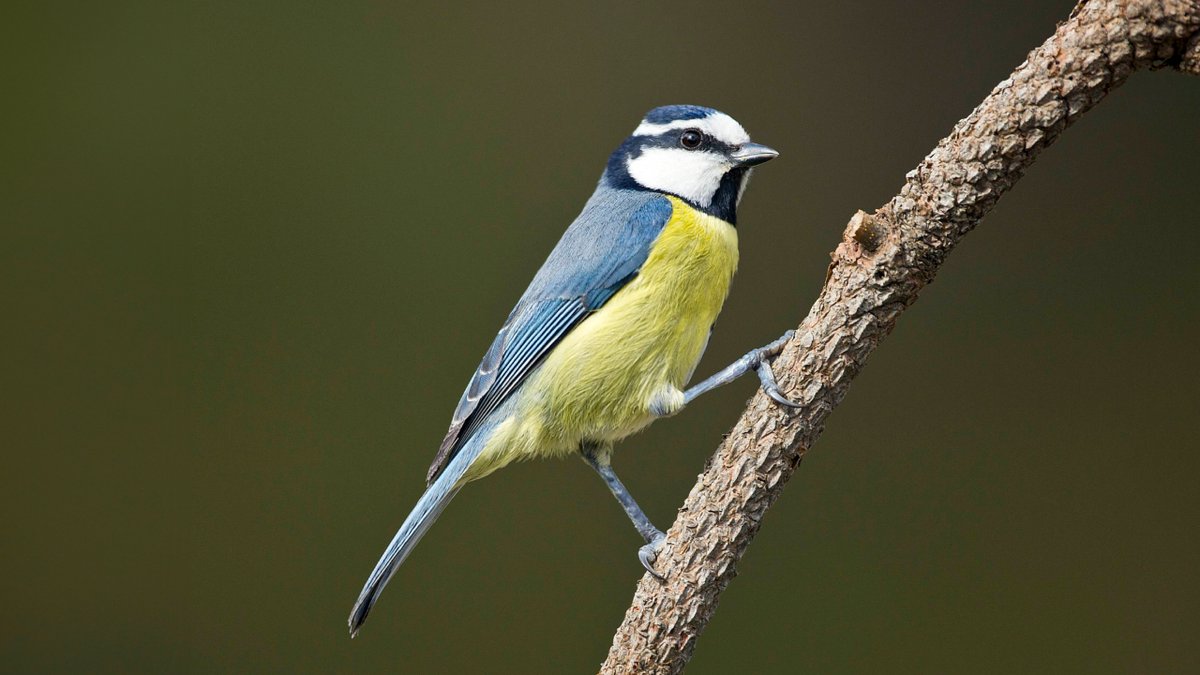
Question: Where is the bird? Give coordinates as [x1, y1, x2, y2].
[348, 105, 797, 637]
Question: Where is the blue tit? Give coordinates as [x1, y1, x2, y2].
[349, 105, 795, 637]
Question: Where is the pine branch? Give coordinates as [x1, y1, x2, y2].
[599, 1, 1200, 672]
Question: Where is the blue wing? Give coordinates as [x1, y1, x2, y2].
[425, 190, 673, 483]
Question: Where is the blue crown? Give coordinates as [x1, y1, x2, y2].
[642, 105, 716, 124]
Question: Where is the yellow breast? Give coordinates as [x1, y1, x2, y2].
[460, 196, 739, 483]
[515, 196, 738, 450]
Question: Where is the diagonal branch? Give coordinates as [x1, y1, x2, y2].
[600, 1, 1200, 673]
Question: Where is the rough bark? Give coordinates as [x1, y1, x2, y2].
[600, 1, 1200, 673]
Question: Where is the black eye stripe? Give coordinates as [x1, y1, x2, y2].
[681, 129, 737, 154]
[625, 130, 737, 156]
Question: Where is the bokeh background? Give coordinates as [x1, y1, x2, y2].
[4, 0, 1199, 672]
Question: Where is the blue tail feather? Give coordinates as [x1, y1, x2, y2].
[347, 441, 480, 637]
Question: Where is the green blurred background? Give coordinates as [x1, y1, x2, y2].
[4, 0, 1198, 672]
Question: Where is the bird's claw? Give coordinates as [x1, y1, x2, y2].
[751, 331, 801, 408]
[638, 531, 667, 580]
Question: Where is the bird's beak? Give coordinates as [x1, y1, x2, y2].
[729, 142, 779, 167]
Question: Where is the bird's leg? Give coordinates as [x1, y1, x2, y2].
[579, 443, 667, 579]
[683, 330, 801, 408]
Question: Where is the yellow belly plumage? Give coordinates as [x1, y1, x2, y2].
[460, 196, 738, 484]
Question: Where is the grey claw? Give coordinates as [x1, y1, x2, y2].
[755, 362, 802, 408]
[752, 337, 802, 408]
[638, 532, 667, 580]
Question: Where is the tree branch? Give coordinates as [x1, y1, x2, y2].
[600, 1, 1200, 673]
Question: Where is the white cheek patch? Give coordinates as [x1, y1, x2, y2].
[627, 147, 728, 206]
[633, 112, 750, 146]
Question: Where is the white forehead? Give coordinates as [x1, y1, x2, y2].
[632, 112, 750, 146]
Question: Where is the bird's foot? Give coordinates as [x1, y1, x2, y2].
[638, 530, 668, 580]
[750, 331, 802, 408]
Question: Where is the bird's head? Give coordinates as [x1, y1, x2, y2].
[604, 105, 777, 223]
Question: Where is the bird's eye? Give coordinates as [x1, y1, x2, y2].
[679, 129, 703, 150]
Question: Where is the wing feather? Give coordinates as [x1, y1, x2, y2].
[425, 191, 672, 483]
